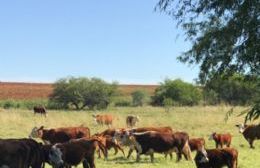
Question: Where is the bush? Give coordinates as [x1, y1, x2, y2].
[131, 90, 147, 106]
[114, 100, 131, 107]
[151, 79, 202, 106]
[49, 77, 118, 110]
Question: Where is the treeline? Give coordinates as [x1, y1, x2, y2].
[0, 75, 258, 110]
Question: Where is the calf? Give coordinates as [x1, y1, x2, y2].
[49, 138, 107, 168]
[189, 138, 206, 152]
[29, 126, 90, 144]
[92, 114, 115, 127]
[126, 115, 140, 128]
[114, 130, 192, 162]
[33, 106, 47, 117]
[236, 124, 260, 148]
[209, 132, 232, 148]
[92, 134, 125, 158]
[195, 147, 238, 168]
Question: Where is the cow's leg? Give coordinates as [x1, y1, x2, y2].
[97, 148, 101, 158]
[248, 139, 255, 148]
[113, 146, 118, 155]
[116, 145, 125, 157]
[136, 153, 141, 162]
[150, 153, 154, 163]
[127, 148, 134, 159]
[83, 160, 90, 168]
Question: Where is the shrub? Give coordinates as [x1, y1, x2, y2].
[131, 90, 147, 107]
[114, 100, 131, 107]
[151, 79, 202, 106]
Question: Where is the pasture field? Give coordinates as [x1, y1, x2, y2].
[0, 106, 259, 168]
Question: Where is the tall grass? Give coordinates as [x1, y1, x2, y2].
[0, 106, 259, 168]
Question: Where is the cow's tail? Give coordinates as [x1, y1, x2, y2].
[183, 140, 193, 161]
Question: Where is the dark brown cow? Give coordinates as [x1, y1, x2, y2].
[92, 134, 125, 158]
[209, 132, 232, 148]
[114, 130, 192, 162]
[189, 138, 206, 152]
[0, 138, 46, 168]
[195, 147, 238, 168]
[29, 126, 91, 144]
[49, 137, 107, 168]
[236, 124, 260, 148]
[33, 106, 47, 117]
[92, 114, 115, 127]
[126, 115, 140, 128]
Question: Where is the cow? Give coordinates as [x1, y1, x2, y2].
[114, 130, 192, 162]
[189, 138, 206, 152]
[194, 147, 238, 168]
[48, 137, 107, 168]
[33, 106, 47, 117]
[29, 126, 91, 144]
[92, 133, 125, 158]
[126, 115, 140, 128]
[92, 114, 115, 127]
[209, 132, 232, 148]
[0, 138, 46, 168]
[236, 124, 260, 148]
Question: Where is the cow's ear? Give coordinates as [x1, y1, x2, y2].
[39, 126, 44, 130]
[92, 114, 96, 118]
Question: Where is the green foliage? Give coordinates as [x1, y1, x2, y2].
[152, 79, 202, 106]
[131, 90, 147, 106]
[163, 98, 174, 112]
[0, 99, 48, 110]
[114, 100, 132, 107]
[204, 74, 259, 105]
[50, 77, 118, 110]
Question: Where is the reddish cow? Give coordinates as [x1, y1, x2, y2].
[195, 147, 238, 168]
[49, 137, 107, 168]
[92, 114, 115, 127]
[209, 132, 232, 148]
[189, 138, 206, 152]
[29, 126, 90, 144]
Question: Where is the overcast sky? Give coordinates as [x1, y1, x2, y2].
[0, 0, 199, 84]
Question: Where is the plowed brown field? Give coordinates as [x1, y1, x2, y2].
[0, 82, 157, 100]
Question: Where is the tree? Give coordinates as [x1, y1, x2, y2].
[152, 79, 202, 106]
[50, 77, 117, 110]
[156, 0, 260, 121]
[131, 90, 147, 106]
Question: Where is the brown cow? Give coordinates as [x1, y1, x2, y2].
[33, 106, 47, 117]
[126, 115, 140, 128]
[92, 133, 125, 158]
[189, 138, 206, 152]
[0, 138, 46, 168]
[48, 137, 107, 168]
[209, 132, 232, 148]
[236, 124, 260, 148]
[92, 114, 115, 127]
[29, 126, 91, 144]
[195, 147, 238, 168]
[114, 130, 192, 162]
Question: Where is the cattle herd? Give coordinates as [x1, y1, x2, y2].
[0, 110, 260, 168]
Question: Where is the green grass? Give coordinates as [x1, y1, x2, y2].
[0, 106, 259, 168]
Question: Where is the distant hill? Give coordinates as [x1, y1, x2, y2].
[0, 82, 157, 100]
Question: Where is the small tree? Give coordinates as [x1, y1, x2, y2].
[163, 98, 173, 112]
[131, 90, 147, 107]
[50, 77, 117, 110]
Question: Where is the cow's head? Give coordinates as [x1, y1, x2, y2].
[235, 124, 247, 133]
[195, 147, 209, 164]
[113, 129, 134, 145]
[208, 132, 216, 140]
[49, 144, 64, 167]
[29, 126, 44, 138]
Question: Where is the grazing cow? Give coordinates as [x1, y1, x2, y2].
[194, 147, 238, 168]
[92, 134, 125, 158]
[33, 106, 47, 117]
[126, 115, 140, 128]
[189, 138, 206, 152]
[236, 124, 260, 148]
[29, 126, 90, 144]
[0, 138, 46, 168]
[114, 130, 192, 162]
[92, 114, 115, 127]
[209, 132, 232, 148]
[49, 137, 107, 168]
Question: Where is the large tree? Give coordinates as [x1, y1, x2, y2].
[156, 0, 260, 121]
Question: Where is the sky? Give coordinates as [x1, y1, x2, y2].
[0, 0, 199, 84]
